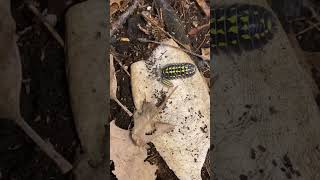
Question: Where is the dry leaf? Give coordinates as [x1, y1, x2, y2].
[195, 0, 210, 17]
[110, 120, 157, 180]
[201, 48, 210, 61]
[110, 54, 117, 99]
[131, 101, 175, 146]
[110, 0, 129, 16]
[131, 87, 178, 146]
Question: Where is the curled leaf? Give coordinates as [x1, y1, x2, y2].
[131, 86, 178, 146]
[195, 0, 210, 17]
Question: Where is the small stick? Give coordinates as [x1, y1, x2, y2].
[195, 31, 209, 51]
[110, 0, 140, 37]
[188, 23, 210, 36]
[141, 11, 190, 50]
[307, 20, 320, 32]
[295, 21, 320, 36]
[15, 117, 73, 173]
[137, 38, 208, 60]
[110, 50, 131, 77]
[114, 56, 131, 77]
[113, 98, 133, 117]
[26, 3, 64, 48]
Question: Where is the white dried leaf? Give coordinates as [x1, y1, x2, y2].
[110, 120, 157, 180]
[110, 54, 117, 100]
[131, 101, 175, 146]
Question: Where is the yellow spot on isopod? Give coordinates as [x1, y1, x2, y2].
[228, 26, 238, 33]
[241, 34, 251, 40]
[162, 79, 173, 87]
[241, 25, 249, 31]
[218, 16, 225, 22]
[227, 16, 237, 24]
[211, 28, 217, 35]
[218, 42, 227, 47]
[217, 29, 225, 34]
[240, 16, 249, 23]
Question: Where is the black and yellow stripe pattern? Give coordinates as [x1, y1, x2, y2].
[211, 4, 276, 53]
[161, 63, 196, 86]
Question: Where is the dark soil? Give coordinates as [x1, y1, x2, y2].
[0, 0, 79, 180]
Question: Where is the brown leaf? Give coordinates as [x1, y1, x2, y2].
[195, 0, 210, 17]
[110, 120, 157, 180]
[201, 48, 210, 61]
[110, 0, 129, 16]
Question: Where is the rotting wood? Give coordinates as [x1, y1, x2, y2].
[213, 0, 320, 179]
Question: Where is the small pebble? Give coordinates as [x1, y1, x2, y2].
[192, 21, 199, 27]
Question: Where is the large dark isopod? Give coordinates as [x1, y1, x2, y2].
[211, 4, 277, 54]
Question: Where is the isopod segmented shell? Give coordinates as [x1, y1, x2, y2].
[211, 4, 277, 54]
[161, 63, 196, 80]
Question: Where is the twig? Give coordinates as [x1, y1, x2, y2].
[113, 98, 133, 117]
[195, 30, 209, 51]
[195, 0, 210, 17]
[295, 21, 320, 36]
[110, 49, 131, 76]
[307, 20, 320, 32]
[188, 23, 210, 36]
[137, 38, 208, 60]
[141, 11, 190, 50]
[110, 0, 140, 37]
[15, 117, 73, 173]
[26, 3, 64, 48]
[114, 56, 131, 77]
